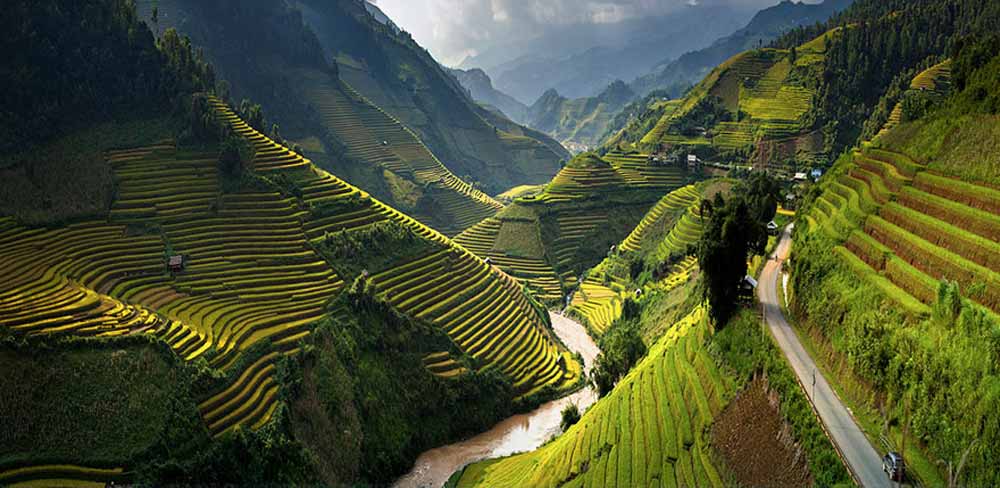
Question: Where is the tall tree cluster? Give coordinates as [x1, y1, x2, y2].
[697, 173, 780, 326]
[771, 0, 1000, 153]
[1, 0, 215, 152]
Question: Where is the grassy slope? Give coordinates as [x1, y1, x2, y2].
[456, 151, 690, 304]
[616, 29, 834, 171]
[458, 304, 851, 488]
[458, 306, 730, 488]
[0, 117, 176, 225]
[292, 68, 502, 236]
[0, 337, 203, 476]
[879, 113, 1000, 186]
[302, 0, 567, 192]
[0, 99, 578, 484]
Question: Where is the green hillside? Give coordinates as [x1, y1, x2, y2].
[457, 167, 850, 488]
[133, 0, 561, 235]
[526, 81, 635, 152]
[294, 0, 569, 192]
[459, 306, 730, 488]
[791, 38, 1000, 485]
[292, 68, 502, 236]
[563, 175, 738, 340]
[0, 85, 578, 484]
[454, 151, 690, 304]
[458, 302, 851, 488]
[8, 0, 1000, 486]
[623, 37, 828, 175]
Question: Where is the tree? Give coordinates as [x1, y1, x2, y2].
[697, 173, 778, 326]
[560, 403, 580, 431]
[218, 133, 253, 176]
[239, 99, 266, 131]
[590, 320, 646, 397]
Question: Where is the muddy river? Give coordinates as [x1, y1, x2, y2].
[392, 312, 601, 488]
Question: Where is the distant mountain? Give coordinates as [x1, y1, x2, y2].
[447, 67, 528, 123]
[139, 0, 567, 201]
[296, 0, 569, 191]
[525, 81, 635, 152]
[489, 0, 850, 151]
[465, 5, 757, 104]
[631, 0, 854, 97]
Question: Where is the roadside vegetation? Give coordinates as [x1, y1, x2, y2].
[791, 35, 1000, 486]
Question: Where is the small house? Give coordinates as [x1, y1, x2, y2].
[810, 168, 824, 180]
[740, 275, 758, 300]
[793, 172, 808, 182]
[484, 257, 493, 266]
[767, 221, 779, 235]
[168, 255, 185, 273]
[686, 154, 699, 169]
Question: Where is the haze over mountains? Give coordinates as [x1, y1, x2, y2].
[458, 5, 754, 104]
[437, 0, 852, 150]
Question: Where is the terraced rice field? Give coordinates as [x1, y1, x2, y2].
[552, 210, 610, 276]
[643, 43, 820, 152]
[294, 69, 502, 236]
[368, 248, 574, 396]
[876, 60, 952, 141]
[454, 218, 563, 302]
[466, 152, 686, 289]
[657, 256, 698, 292]
[638, 100, 683, 146]
[910, 59, 952, 92]
[0, 98, 576, 437]
[642, 52, 770, 148]
[569, 183, 703, 336]
[422, 351, 469, 378]
[808, 146, 1000, 315]
[458, 306, 730, 488]
[711, 122, 755, 150]
[458, 150, 688, 302]
[0, 464, 124, 488]
[658, 204, 706, 260]
[0, 138, 341, 436]
[539, 163, 627, 203]
[603, 151, 686, 190]
[569, 277, 625, 336]
[619, 185, 699, 253]
[212, 97, 577, 396]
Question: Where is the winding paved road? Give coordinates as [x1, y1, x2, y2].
[759, 224, 889, 488]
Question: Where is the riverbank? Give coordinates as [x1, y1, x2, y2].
[393, 312, 599, 488]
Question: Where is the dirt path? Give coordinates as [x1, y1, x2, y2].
[392, 312, 599, 488]
[760, 224, 889, 488]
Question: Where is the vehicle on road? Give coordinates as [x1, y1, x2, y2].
[882, 451, 905, 482]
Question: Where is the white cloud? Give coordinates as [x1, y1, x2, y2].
[373, 0, 785, 65]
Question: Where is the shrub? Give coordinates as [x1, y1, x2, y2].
[560, 403, 580, 431]
[591, 319, 646, 397]
[218, 133, 253, 177]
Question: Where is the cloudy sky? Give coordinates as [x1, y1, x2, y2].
[372, 0, 787, 66]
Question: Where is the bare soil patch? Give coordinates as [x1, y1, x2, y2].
[711, 376, 813, 487]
